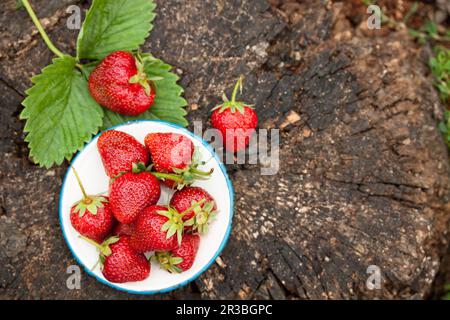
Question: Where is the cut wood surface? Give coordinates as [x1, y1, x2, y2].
[0, 0, 449, 299]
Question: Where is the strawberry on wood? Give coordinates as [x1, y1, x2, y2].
[211, 76, 258, 153]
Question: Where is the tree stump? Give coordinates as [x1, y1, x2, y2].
[0, 0, 449, 299]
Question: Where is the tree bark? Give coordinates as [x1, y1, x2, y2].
[0, 0, 448, 299]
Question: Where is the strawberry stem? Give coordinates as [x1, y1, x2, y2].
[152, 172, 184, 183]
[79, 235, 103, 251]
[230, 75, 243, 104]
[72, 167, 91, 203]
[90, 259, 100, 271]
[22, 0, 65, 58]
[190, 168, 214, 176]
[79, 235, 115, 256]
[180, 198, 206, 217]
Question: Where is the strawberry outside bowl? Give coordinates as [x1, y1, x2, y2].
[59, 120, 234, 294]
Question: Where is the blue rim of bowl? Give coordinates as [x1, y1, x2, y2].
[59, 120, 234, 295]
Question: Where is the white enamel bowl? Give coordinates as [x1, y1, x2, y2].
[59, 120, 234, 294]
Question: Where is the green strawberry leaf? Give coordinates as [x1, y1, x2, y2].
[20, 56, 103, 168]
[101, 56, 188, 129]
[77, 0, 157, 60]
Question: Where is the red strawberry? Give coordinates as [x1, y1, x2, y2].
[155, 234, 200, 273]
[130, 205, 178, 253]
[97, 130, 149, 178]
[211, 76, 258, 152]
[145, 133, 213, 189]
[109, 171, 161, 223]
[112, 222, 136, 237]
[145, 133, 193, 172]
[170, 186, 217, 233]
[82, 236, 150, 283]
[130, 200, 206, 253]
[70, 168, 114, 243]
[88, 51, 155, 116]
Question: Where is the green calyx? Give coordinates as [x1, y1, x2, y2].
[129, 53, 163, 96]
[110, 162, 151, 182]
[211, 75, 254, 115]
[151, 148, 214, 190]
[72, 168, 108, 217]
[157, 198, 206, 246]
[132, 161, 152, 174]
[114, 149, 214, 191]
[113, 160, 210, 190]
[170, 148, 214, 189]
[73, 196, 108, 217]
[184, 200, 217, 234]
[153, 251, 184, 273]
